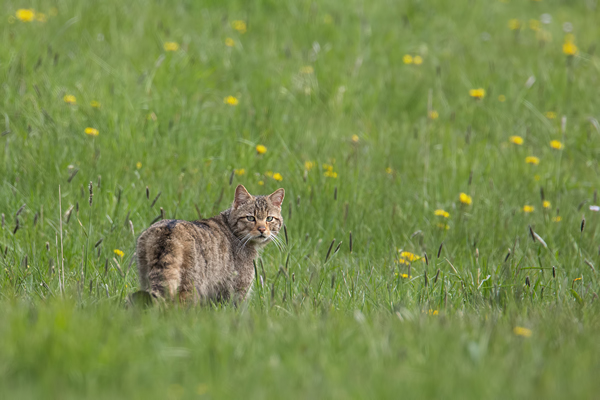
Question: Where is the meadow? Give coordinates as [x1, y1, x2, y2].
[1, 0, 600, 398]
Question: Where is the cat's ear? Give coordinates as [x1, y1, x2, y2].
[233, 185, 252, 209]
[268, 188, 285, 208]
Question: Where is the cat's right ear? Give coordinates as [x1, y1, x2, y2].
[233, 185, 252, 209]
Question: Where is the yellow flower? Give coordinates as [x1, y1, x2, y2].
[434, 209, 450, 218]
[529, 19, 540, 31]
[224, 96, 239, 106]
[399, 251, 420, 262]
[508, 19, 521, 30]
[265, 171, 273, 177]
[498, 95, 506, 102]
[16, 9, 35, 22]
[513, 326, 532, 338]
[428, 110, 439, 120]
[234, 168, 246, 176]
[256, 144, 267, 154]
[258, 180, 264, 186]
[525, 156, 539, 165]
[523, 205, 534, 213]
[136, 162, 142, 169]
[534, 175, 541, 181]
[399, 273, 411, 278]
[164, 42, 179, 52]
[322, 163, 334, 171]
[563, 41, 578, 56]
[114, 249, 124, 258]
[273, 172, 283, 181]
[36, 13, 47, 22]
[90, 100, 101, 108]
[509, 135, 524, 145]
[543, 200, 551, 209]
[437, 223, 450, 230]
[63, 94, 77, 104]
[413, 55, 423, 65]
[351, 134, 359, 143]
[324, 170, 338, 178]
[469, 88, 485, 99]
[552, 216, 562, 222]
[545, 111, 556, 119]
[459, 193, 472, 205]
[85, 127, 99, 136]
[427, 309, 439, 316]
[402, 54, 413, 64]
[225, 37, 235, 47]
[305, 161, 315, 171]
[300, 66, 314, 74]
[550, 140, 563, 150]
[232, 20, 247, 34]
[385, 167, 393, 174]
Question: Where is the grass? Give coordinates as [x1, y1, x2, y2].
[1, 0, 600, 398]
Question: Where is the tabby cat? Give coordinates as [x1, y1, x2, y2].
[135, 185, 284, 304]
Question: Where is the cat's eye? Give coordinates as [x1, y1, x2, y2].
[246, 216, 255, 222]
[266, 216, 274, 222]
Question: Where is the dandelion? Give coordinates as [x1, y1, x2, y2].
[434, 209, 450, 218]
[513, 326, 532, 338]
[427, 309, 439, 316]
[323, 163, 334, 171]
[232, 20, 247, 34]
[164, 42, 179, 52]
[550, 140, 563, 150]
[385, 167, 393, 174]
[437, 223, 450, 230]
[351, 134, 359, 143]
[114, 249, 124, 258]
[523, 205, 534, 213]
[498, 95, 506, 102]
[63, 94, 77, 104]
[469, 88, 485, 99]
[324, 170, 338, 178]
[508, 19, 521, 30]
[459, 193, 472, 205]
[90, 100, 101, 108]
[85, 127, 99, 136]
[562, 41, 578, 56]
[545, 111, 557, 119]
[529, 19, 540, 31]
[258, 180, 264, 186]
[552, 216, 562, 222]
[543, 200, 551, 209]
[300, 66, 314, 74]
[509, 135, 524, 145]
[304, 161, 315, 171]
[225, 37, 235, 47]
[428, 110, 439, 120]
[256, 144, 267, 154]
[525, 156, 540, 165]
[265, 171, 273, 178]
[413, 55, 423, 65]
[224, 96, 239, 106]
[136, 162, 142, 169]
[395, 272, 412, 278]
[273, 172, 283, 181]
[399, 251, 421, 262]
[234, 168, 245, 176]
[16, 9, 35, 22]
[36, 13, 47, 22]
[402, 54, 413, 64]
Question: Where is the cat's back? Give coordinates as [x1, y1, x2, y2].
[137, 217, 229, 252]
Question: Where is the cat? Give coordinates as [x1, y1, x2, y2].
[134, 184, 284, 304]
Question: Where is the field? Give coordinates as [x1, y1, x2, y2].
[2, 0, 600, 398]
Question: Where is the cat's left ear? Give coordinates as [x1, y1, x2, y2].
[268, 188, 285, 208]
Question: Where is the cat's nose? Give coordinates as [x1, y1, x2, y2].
[257, 226, 266, 233]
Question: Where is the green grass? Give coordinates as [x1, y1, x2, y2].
[1, 0, 600, 398]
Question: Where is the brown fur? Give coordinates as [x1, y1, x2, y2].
[136, 185, 284, 304]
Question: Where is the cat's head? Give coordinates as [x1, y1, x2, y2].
[228, 184, 285, 249]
